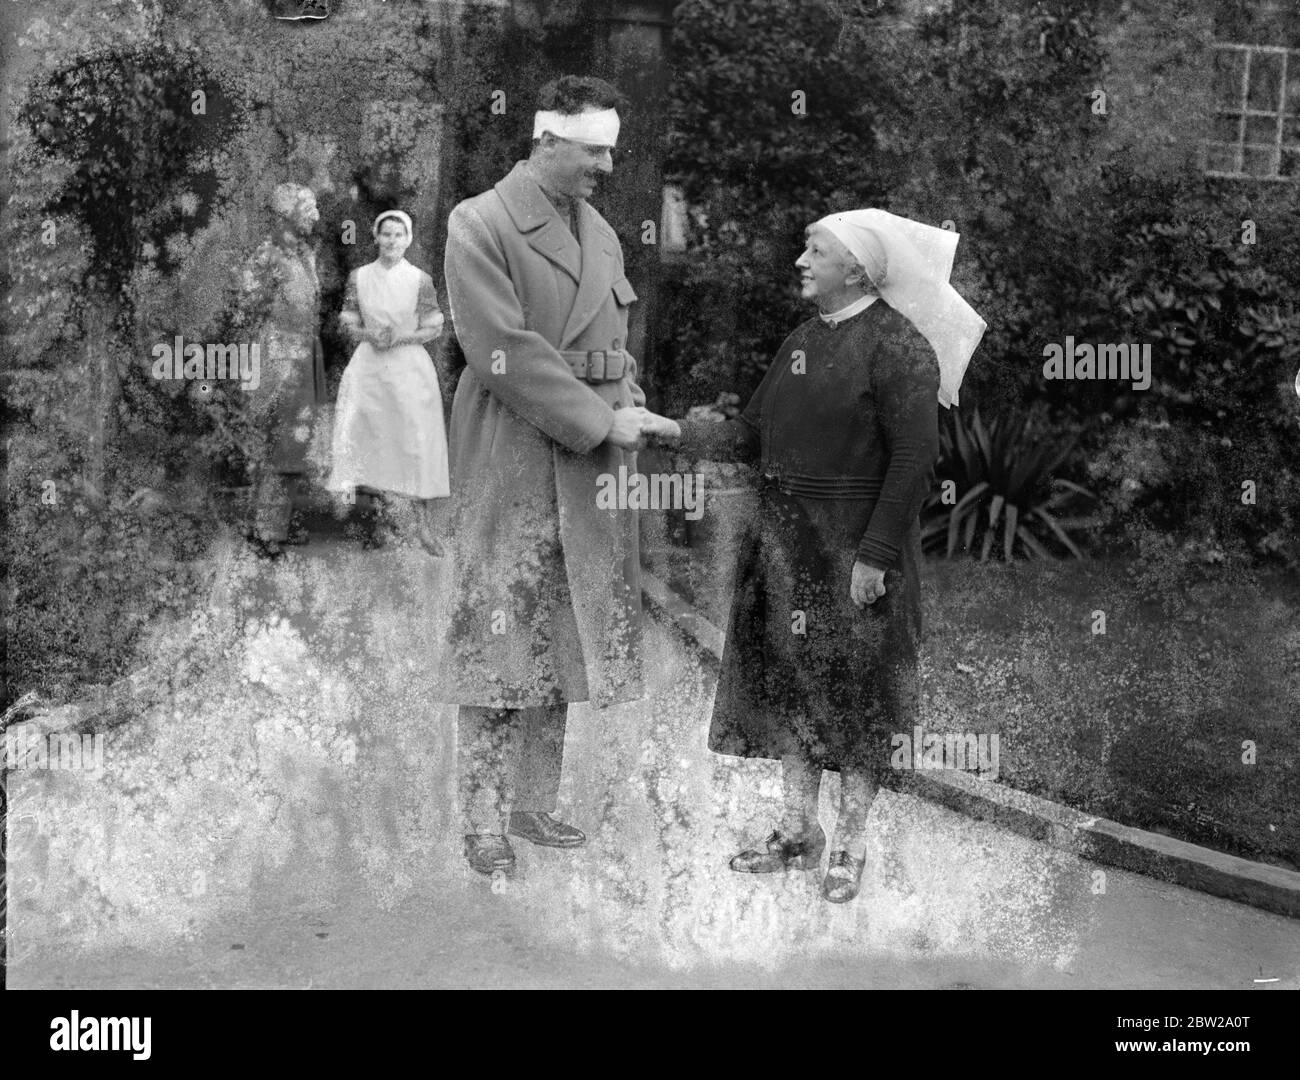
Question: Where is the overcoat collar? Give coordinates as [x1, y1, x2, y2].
[495, 161, 583, 284]
[494, 161, 621, 349]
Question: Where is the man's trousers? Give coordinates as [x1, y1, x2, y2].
[458, 703, 567, 835]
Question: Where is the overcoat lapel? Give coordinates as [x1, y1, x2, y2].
[561, 201, 618, 348]
[494, 163, 582, 285]
[528, 217, 582, 285]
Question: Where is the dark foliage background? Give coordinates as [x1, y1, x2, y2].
[3, 1, 529, 709]
[663, 0, 1300, 564]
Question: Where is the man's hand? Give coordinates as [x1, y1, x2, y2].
[606, 406, 650, 451]
[641, 412, 682, 445]
[850, 560, 887, 608]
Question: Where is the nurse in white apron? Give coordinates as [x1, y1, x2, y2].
[327, 209, 450, 552]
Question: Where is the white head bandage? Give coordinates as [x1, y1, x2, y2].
[533, 107, 620, 146]
[813, 208, 987, 408]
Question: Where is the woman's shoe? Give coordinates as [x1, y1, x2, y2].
[729, 827, 826, 873]
[821, 850, 866, 903]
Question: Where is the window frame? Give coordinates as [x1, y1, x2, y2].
[1205, 41, 1300, 182]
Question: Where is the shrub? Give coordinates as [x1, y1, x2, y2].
[3, 431, 212, 707]
[1075, 170, 1300, 564]
[665, 0, 1108, 410]
[921, 406, 1099, 560]
[665, 1, 1300, 565]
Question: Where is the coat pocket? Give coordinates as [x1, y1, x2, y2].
[612, 277, 637, 306]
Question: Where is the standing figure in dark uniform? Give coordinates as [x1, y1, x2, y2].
[236, 182, 329, 558]
[647, 209, 985, 903]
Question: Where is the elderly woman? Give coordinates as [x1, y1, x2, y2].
[237, 182, 329, 559]
[648, 209, 985, 903]
[327, 209, 450, 552]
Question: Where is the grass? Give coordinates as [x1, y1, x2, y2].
[918, 556, 1299, 871]
[644, 495, 1299, 871]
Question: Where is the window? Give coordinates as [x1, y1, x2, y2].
[1206, 42, 1300, 180]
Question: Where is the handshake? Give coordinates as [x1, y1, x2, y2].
[605, 405, 682, 451]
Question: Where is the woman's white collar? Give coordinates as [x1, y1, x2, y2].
[819, 294, 878, 326]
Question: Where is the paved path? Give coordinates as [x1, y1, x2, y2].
[9, 531, 1298, 988]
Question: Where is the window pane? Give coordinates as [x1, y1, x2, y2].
[1243, 142, 1280, 176]
[1213, 114, 1244, 144]
[1284, 114, 1300, 145]
[1248, 50, 1284, 110]
[1204, 141, 1241, 174]
[1280, 147, 1300, 178]
[1247, 114, 1280, 143]
[1286, 73, 1300, 115]
[1214, 48, 1247, 109]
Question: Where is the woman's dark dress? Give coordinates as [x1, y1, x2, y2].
[677, 300, 939, 778]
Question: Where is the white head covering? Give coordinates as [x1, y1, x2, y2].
[533, 107, 620, 146]
[813, 208, 987, 408]
[372, 209, 413, 239]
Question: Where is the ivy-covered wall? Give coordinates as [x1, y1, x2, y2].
[1, 0, 679, 706]
[0, 0, 528, 705]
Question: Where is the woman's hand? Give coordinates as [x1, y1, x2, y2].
[368, 326, 394, 350]
[850, 560, 886, 608]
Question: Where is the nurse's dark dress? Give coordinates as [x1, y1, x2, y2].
[677, 299, 939, 779]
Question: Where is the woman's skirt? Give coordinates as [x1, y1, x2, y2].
[327, 342, 449, 499]
[707, 483, 924, 778]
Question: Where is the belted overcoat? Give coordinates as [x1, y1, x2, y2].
[437, 161, 646, 709]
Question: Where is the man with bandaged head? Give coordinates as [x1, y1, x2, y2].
[438, 76, 675, 877]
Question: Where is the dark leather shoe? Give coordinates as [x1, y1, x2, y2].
[508, 811, 586, 848]
[464, 833, 516, 875]
[822, 850, 866, 903]
[729, 827, 826, 873]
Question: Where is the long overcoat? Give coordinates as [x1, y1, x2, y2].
[238, 237, 329, 473]
[437, 162, 646, 710]
[678, 301, 940, 777]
